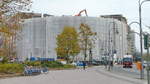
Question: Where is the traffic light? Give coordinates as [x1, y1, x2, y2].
[144, 34, 148, 49]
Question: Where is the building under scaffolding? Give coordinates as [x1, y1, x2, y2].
[16, 16, 129, 61]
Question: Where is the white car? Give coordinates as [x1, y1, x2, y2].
[60, 61, 67, 64]
[71, 62, 77, 66]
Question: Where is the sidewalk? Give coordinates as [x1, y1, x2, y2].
[94, 66, 146, 84]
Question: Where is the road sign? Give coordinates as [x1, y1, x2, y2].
[144, 34, 148, 49]
[148, 35, 150, 47]
[144, 34, 150, 48]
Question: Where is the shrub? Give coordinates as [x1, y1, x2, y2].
[0, 63, 24, 74]
[41, 61, 63, 68]
[24, 61, 63, 68]
[63, 64, 76, 69]
[24, 61, 41, 66]
[0, 56, 8, 64]
[24, 61, 75, 69]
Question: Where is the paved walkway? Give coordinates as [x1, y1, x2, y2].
[0, 66, 146, 84]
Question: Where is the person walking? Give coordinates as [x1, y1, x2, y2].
[83, 61, 86, 70]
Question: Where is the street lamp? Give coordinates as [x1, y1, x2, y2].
[129, 21, 148, 79]
[129, 21, 149, 36]
[139, 0, 150, 79]
[129, 21, 140, 26]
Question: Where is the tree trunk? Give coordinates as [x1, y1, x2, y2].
[66, 50, 69, 64]
[84, 37, 88, 62]
[89, 48, 92, 65]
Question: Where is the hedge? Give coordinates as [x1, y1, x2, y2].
[0, 63, 24, 74]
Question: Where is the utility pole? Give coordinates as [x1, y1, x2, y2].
[147, 47, 150, 84]
[139, 0, 144, 79]
[107, 21, 118, 71]
[139, 0, 150, 79]
[108, 28, 111, 71]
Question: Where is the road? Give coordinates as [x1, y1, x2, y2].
[0, 66, 146, 84]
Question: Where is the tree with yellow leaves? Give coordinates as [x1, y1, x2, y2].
[0, 0, 31, 60]
[79, 23, 97, 63]
[56, 26, 80, 63]
[0, 0, 31, 16]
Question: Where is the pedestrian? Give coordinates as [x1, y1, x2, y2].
[110, 61, 113, 70]
[104, 60, 108, 69]
[83, 61, 86, 70]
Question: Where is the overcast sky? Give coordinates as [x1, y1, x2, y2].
[31, 0, 150, 51]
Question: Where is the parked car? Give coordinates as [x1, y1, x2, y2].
[76, 61, 87, 66]
[143, 61, 150, 69]
[91, 60, 100, 65]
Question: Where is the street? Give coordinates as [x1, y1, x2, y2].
[112, 64, 147, 79]
[0, 66, 146, 84]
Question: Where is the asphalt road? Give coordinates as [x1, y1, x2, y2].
[0, 66, 146, 84]
[112, 64, 147, 79]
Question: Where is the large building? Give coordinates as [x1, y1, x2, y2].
[16, 16, 129, 61]
[127, 27, 136, 55]
[100, 14, 127, 24]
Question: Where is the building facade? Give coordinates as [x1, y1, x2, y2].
[17, 16, 129, 61]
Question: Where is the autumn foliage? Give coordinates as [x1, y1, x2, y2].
[0, 0, 31, 60]
[56, 26, 80, 63]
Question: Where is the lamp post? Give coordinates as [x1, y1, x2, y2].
[129, 21, 147, 79]
[129, 21, 150, 36]
[139, 0, 150, 79]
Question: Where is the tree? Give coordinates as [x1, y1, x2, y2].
[0, 0, 31, 59]
[0, 0, 31, 16]
[88, 35, 97, 63]
[143, 53, 150, 61]
[56, 26, 80, 63]
[79, 23, 96, 63]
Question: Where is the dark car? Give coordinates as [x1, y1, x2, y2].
[91, 60, 100, 65]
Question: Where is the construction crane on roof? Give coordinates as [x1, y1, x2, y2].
[75, 9, 88, 16]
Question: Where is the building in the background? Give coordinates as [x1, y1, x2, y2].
[127, 28, 136, 56]
[100, 14, 131, 62]
[100, 14, 136, 60]
[17, 12, 53, 19]
[129, 31, 136, 55]
[100, 14, 127, 24]
[17, 16, 129, 62]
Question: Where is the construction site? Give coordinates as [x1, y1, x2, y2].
[2, 0, 149, 84]
[16, 10, 134, 62]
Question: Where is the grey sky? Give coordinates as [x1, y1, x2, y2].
[31, 0, 149, 23]
[31, 0, 150, 51]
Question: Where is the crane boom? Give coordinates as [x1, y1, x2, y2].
[75, 9, 88, 16]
